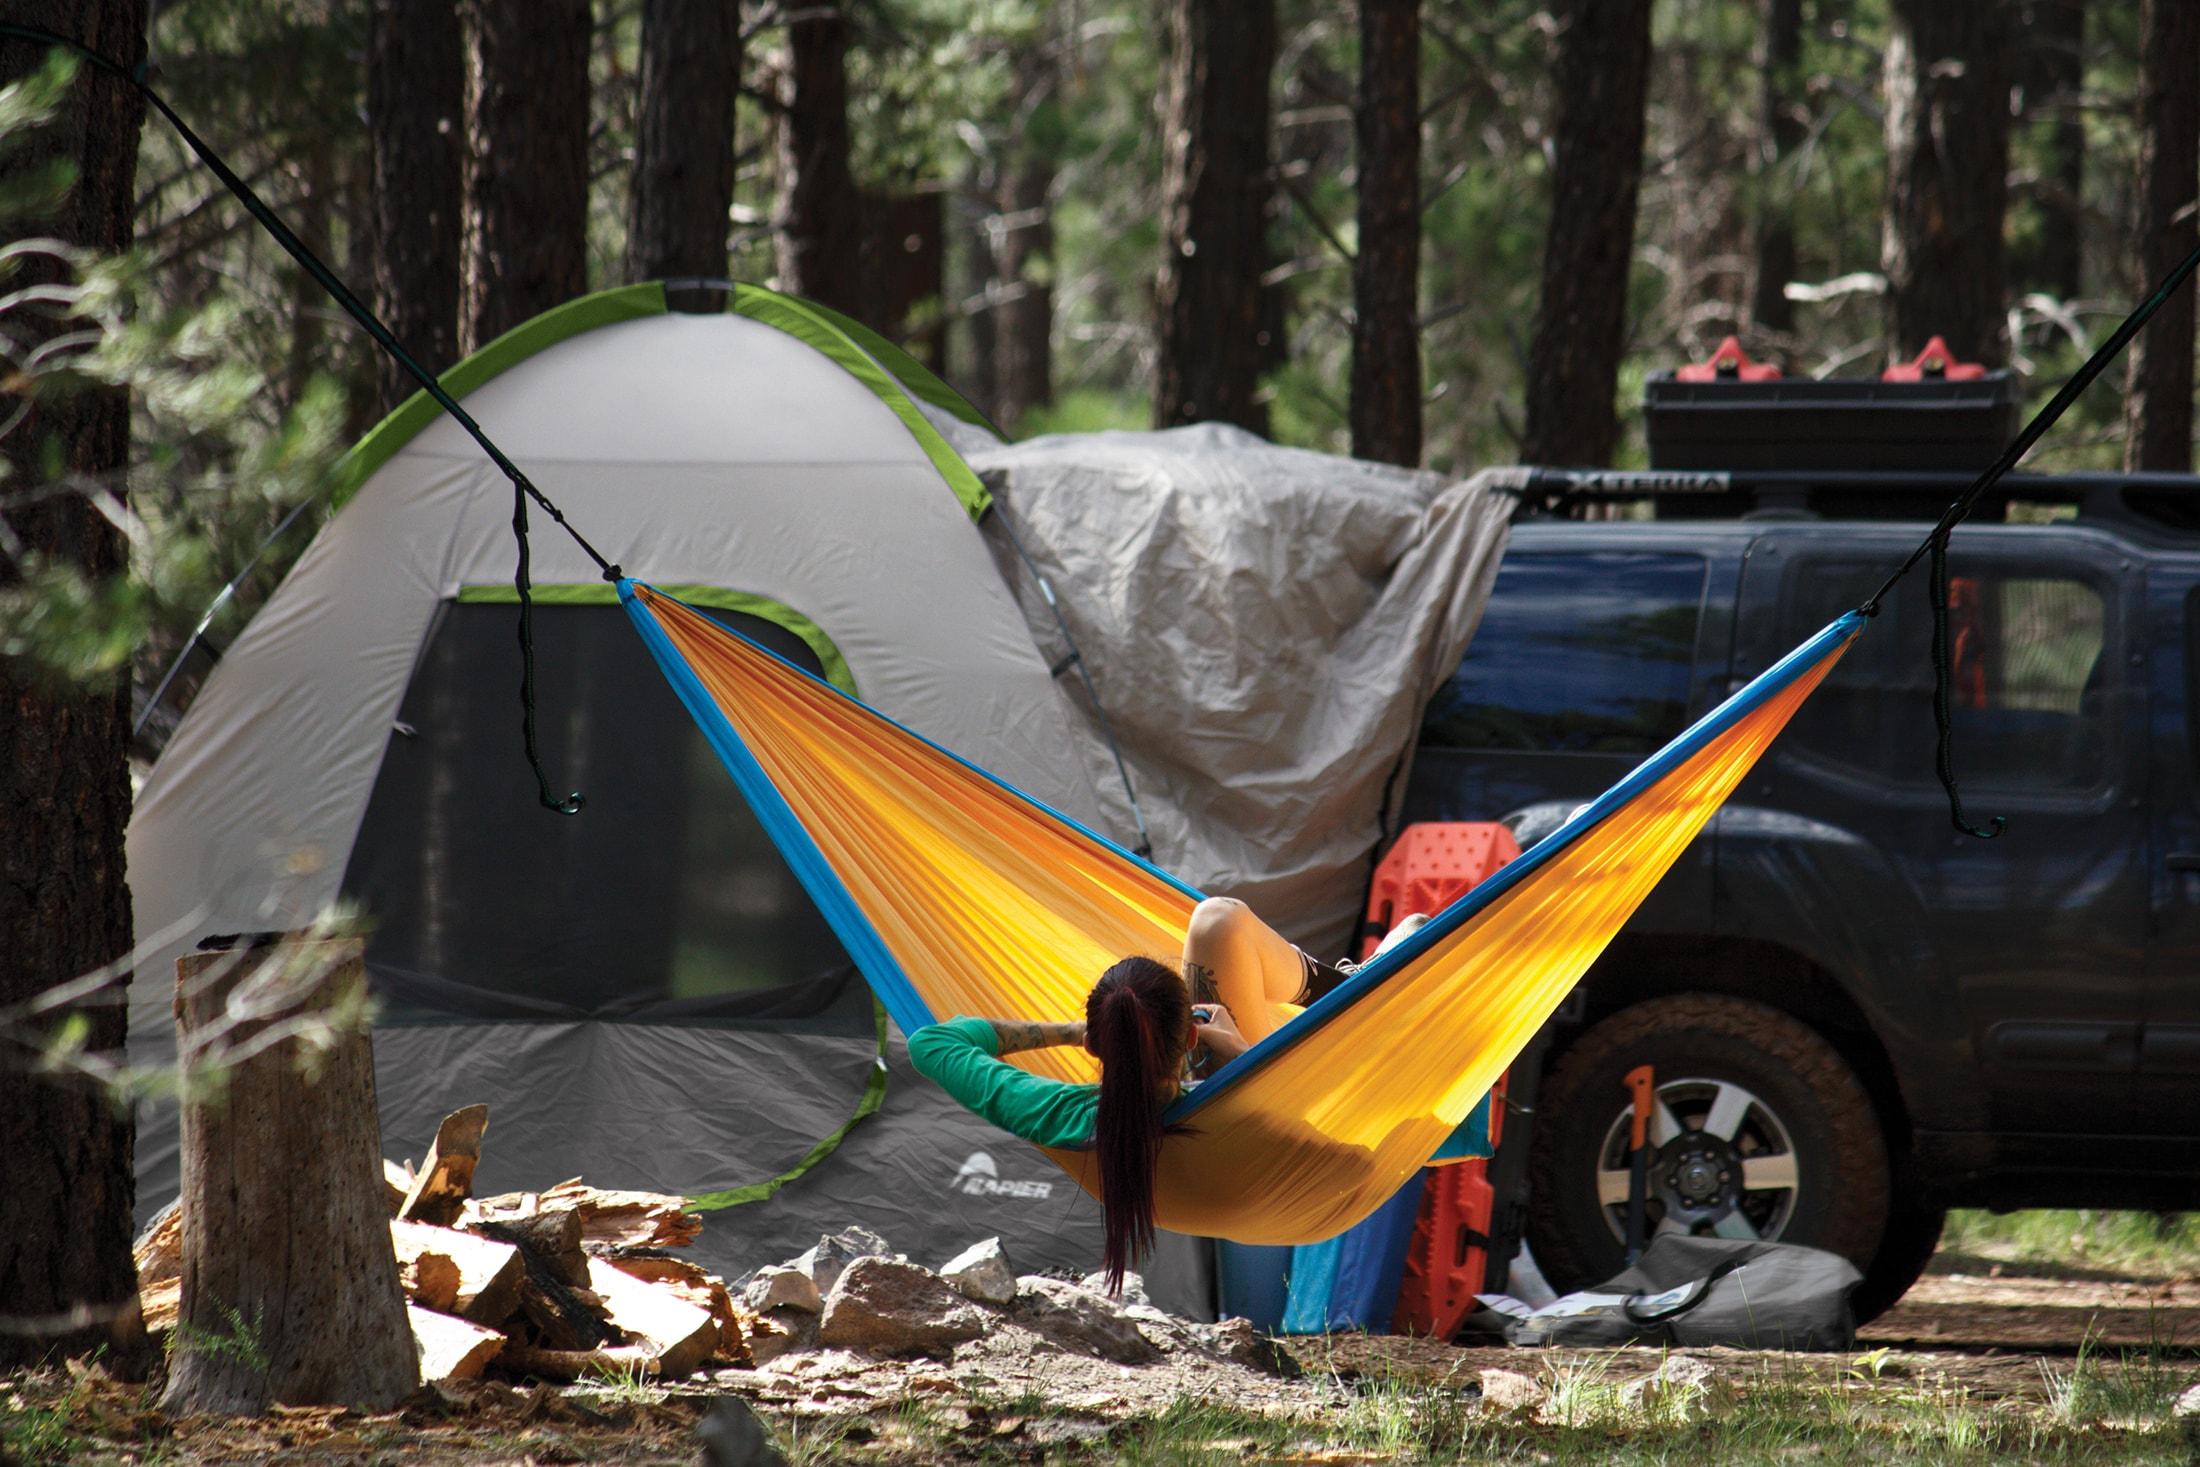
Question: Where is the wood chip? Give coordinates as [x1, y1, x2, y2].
[408, 1305, 505, 1382]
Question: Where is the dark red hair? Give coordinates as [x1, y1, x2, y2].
[1085, 955, 1192, 1295]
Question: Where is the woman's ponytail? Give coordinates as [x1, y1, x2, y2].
[1085, 956, 1192, 1296]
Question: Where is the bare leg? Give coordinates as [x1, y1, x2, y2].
[1181, 897, 1307, 1045]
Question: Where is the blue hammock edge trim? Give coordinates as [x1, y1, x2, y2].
[619, 580, 937, 1036]
[618, 578, 1210, 1034]
[1165, 609, 1869, 1126]
[630, 580, 1207, 904]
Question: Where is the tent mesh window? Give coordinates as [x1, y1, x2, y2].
[342, 600, 872, 1033]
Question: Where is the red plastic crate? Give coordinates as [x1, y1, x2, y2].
[1366, 822, 1519, 1340]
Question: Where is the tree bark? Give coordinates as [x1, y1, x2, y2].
[2013, 0, 2085, 305]
[367, 0, 464, 411]
[1881, 0, 2012, 368]
[776, 4, 864, 315]
[956, 161, 999, 420]
[1350, 0, 1422, 466]
[2124, 0, 2198, 473]
[994, 42, 1058, 434]
[458, 0, 591, 353]
[0, 0, 153, 1375]
[1154, 0, 1277, 434]
[1520, 0, 1653, 468]
[161, 940, 417, 1414]
[1749, 0, 1804, 335]
[628, 0, 740, 304]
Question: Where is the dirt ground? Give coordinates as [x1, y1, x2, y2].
[1860, 1255, 2200, 1351]
[8, 1254, 2195, 1465]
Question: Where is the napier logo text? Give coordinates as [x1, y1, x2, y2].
[950, 1150, 1053, 1199]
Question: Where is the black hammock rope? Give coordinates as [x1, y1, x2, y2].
[9, 23, 2200, 837]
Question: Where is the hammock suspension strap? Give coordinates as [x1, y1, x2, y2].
[1856, 237, 2200, 838]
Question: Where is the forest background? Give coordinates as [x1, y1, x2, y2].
[4, 0, 2198, 1369]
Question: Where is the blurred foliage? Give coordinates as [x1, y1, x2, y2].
[0, 42, 343, 714]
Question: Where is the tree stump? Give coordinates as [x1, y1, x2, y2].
[161, 937, 418, 1414]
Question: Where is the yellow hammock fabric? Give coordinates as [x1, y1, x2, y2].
[621, 580, 1861, 1245]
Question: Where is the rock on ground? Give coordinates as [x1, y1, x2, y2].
[939, 1237, 1018, 1305]
[816, 1256, 987, 1357]
[1012, 1276, 1159, 1365]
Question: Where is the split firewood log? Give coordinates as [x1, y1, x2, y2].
[585, 1259, 718, 1379]
[599, 1255, 746, 1364]
[408, 1306, 505, 1382]
[470, 1181, 700, 1250]
[389, 1219, 523, 1327]
[472, 1209, 588, 1288]
[132, 1201, 182, 1287]
[398, 1105, 489, 1227]
[383, 1158, 415, 1214]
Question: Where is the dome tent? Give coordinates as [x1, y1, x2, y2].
[126, 281, 1118, 1282]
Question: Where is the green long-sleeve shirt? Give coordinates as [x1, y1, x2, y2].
[909, 1013, 1495, 1162]
[906, 1015, 1100, 1150]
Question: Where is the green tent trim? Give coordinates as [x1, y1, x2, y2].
[728, 284, 993, 521]
[331, 281, 670, 510]
[456, 581, 854, 695]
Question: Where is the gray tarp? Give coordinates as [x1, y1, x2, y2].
[960, 421, 1517, 957]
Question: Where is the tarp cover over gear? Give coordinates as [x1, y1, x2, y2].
[954, 421, 1518, 959]
[125, 281, 1514, 1283]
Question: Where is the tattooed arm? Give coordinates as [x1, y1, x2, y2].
[987, 1019, 1087, 1054]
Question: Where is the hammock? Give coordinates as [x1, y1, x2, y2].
[621, 579, 1862, 1245]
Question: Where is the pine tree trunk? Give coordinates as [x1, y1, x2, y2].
[1154, 0, 1277, 433]
[1520, 0, 1653, 468]
[1882, 0, 2012, 368]
[1749, 0, 1804, 335]
[956, 162, 1000, 421]
[367, 0, 463, 411]
[776, 5, 864, 315]
[994, 43, 1058, 434]
[0, 0, 153, 1376]
[628, 0, 739, 304]
[459, 0, 591, 353]
[1350, 0, 1422, 467]
[2124, 0, 2197, 473]
[2013, 0, 2085, 304]
[161, 941, 417, 1414]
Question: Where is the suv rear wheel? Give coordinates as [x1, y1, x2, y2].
[1527, 995, 1894, 1312]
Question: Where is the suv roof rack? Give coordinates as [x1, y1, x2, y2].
[1510, 466, 2200, 533]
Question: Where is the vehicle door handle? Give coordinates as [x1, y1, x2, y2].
[2169, 852, 2200, 872]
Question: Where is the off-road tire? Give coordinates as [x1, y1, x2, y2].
[1850, 1193, 1945, 1323]
[1527, 994, 1892, 1301]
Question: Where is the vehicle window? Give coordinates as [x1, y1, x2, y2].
[1420, 551, 1707, 755]
[1780, 561, 2109, 791]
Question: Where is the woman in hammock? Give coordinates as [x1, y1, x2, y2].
[907, 896, 1341, 1292]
